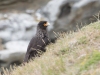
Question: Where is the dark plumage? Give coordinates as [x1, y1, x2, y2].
[24, 21, 50, 62]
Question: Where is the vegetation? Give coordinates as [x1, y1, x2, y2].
[1, 21, 100, 75]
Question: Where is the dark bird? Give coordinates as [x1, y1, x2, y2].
[24, 21, 50, 63]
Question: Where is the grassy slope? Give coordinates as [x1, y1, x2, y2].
[2, 21, 100, 75]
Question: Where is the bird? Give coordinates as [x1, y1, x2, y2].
[24, 21, 50, 63]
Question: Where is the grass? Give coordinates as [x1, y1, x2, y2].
[1, 21, 100, 75]
[80, 50, 100, 71]
[78, 36, 88, 44]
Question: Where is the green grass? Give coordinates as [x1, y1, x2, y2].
[80, 50, 100, 71]
[78, 36, 88, 44]
[1, 21, 100, 75]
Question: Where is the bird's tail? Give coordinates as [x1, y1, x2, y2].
[23, 53, 30, 63]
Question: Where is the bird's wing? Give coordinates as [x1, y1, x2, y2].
[27, 37, 38, 51]
[24, 37, 38, 62]
[24, 36, 50, 62]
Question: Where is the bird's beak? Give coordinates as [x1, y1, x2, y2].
[44, 22, 50, 26]
[47, 22, 50, 26]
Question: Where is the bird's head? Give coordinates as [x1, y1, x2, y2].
[38, 21, 50, 30]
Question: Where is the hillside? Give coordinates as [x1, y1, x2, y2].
[1, 21, 100, 75]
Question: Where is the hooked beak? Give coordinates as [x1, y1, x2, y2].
[44, 22, 51, 26]
[47, 22, 50, 26]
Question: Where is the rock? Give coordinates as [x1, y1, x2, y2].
[0, 49, 26, 72]
[0, 39, 4, 50]
[0, 31, 11, 42]
[25, 9, 34, 14]
[0, 41, 29, 72]
[0, 13, 38, 42]
[38, 0, 100, 39]
[5, 41, 29, 50]
[23, 27, 37, 40]
[0, 0, 30, 9]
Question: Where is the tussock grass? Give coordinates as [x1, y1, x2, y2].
[1, 21, 100, 75]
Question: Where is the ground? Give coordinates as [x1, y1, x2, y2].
[1, 21, 100, 75]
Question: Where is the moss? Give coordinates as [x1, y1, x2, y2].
[80, 50, 100, 71]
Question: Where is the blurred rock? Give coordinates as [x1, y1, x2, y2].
[0, 49, 25, 72]
[38, 0, 100, 39]
[0, 13, 38, 42]
[0, 39, 4, 50]
[0, 41, 28, 72]
[0, 31, 12, 42]
[5, 41, 29, 50]
[25, 9, 34, 14]
[0, 0, 30, 9]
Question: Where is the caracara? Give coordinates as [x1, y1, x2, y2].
[24, 21, 50, 62]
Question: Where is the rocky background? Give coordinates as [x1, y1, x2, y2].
[0, 0, 100, 73]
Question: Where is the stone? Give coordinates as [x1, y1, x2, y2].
[5, 41, 29, 50]
[38, 0, 100, 39]
[0, 13, 38, 42]
[0, 31, 11, 42]
[0, 41, 29, 72]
